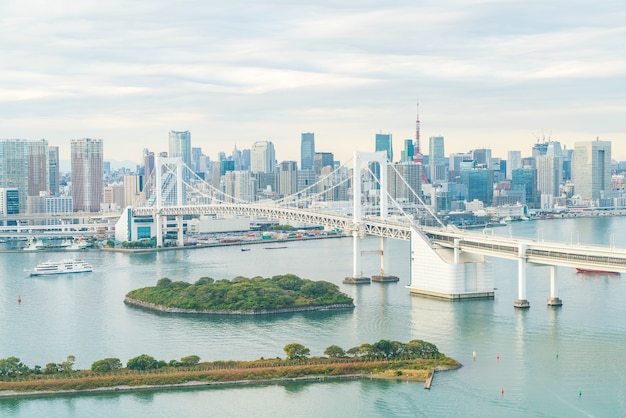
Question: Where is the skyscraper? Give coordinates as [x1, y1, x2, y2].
[375, 133, 393, 162]
[0, 139, 49, 213]
[300, 133, 315, 171]
[279, 161, 298, 197]
[250, 141, 276, 173]
[573, 140, 611, 201]
[428, 136, 446, 184]
[507, 150, 522, 180]
[400, 139, 414, 162]
[71, 138, 103, 212]
[48, 146, 59, 196]
[536, 154, 560, 198]
[168, 130, 191, 175]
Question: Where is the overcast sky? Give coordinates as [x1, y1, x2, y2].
[1, 0, 625, 165]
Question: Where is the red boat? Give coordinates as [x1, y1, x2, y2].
[576, 268, 620, 276]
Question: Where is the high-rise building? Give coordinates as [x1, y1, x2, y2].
[536, 154, 560, 198]
[512, 168, 537, 207]
[0, 188, 20, 216]
[375, 133, 393, 162]
[223, 171, 256, 203]
[460, 162, 493, 206]
[0, 139, 49, 213]
[71, 138, 103, 212]
[507, 151, 522, 180]
[400, 139, 414, 163]
[387, 162, 423, 203]
[428, 136, 446, 184]
[48, 146, 59, 196]
[472, 149, 492, 168]
[573, 140, 611, 201]
[168, 130, 191, 176]
[300, 133, 315, 171]
[250, 141, 276, 173]
[313, 152, 334, 176]
[279, 161, 298, 197]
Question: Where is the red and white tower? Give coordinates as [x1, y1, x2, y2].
[413, 101, 429, 184]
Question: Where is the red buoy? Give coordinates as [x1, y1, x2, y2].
[501, 386, 504, 396]
[18, 295, 21, 304]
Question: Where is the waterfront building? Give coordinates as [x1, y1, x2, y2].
[460, 162, 493, 206]
[48, 145, 60, 196]
[0, 188, 19, 216]
[507, 150, 522, 180]
[71, 138, 103, 212]
[375, 133, 393, 162]
[428, 136, 446, 184]
[0, 139, 49, 214]
[278, 161, 298, 197]
[448, 152, 472, 182]
[250, 141, 276, 173]
[573, 140, 611, 202]
[300, 133, 315, 171]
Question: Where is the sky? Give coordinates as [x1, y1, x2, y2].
[1, 0, 625, 166]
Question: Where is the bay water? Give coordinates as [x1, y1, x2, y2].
[1, 216, 625, 417]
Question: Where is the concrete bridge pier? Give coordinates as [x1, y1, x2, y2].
[514, 243, 530, 309]
[176, 215, 184, 247]
[156, 213, 163, 247]
[372, 237, 399, 282]
[343, 230, 370, 284]
[547, 266, 563, 306]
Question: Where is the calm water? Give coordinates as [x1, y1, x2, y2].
[1, 217, 626, 417]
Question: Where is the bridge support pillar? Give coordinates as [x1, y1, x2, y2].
[156, 213, 163, 247]
[372, 237, 399, 282]
[547, 266, 562, 306]
[176, 215, 184, 247]
[343, 230, 370, 284]
[514, 243, 530, 309]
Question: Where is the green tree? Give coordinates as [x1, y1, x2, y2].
[181, 355, 200, 367]
[127, 354, 158, 371]
[43, 362, 60, 374]
[91, 358, 122, 373]
[283, 343, 310, 360]
[323, 345, 346, 358]
[0, 357, 30, 378]
[157, 278, 172, 288]
[60, 355, 75, 374]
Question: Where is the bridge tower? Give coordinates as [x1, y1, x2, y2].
[344, 151, 398, 284]
[155, 156, 184, 248]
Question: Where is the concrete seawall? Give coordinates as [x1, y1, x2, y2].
[124, 297, 355, 315]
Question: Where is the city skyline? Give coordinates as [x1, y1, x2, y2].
[1, 1, 624, 164]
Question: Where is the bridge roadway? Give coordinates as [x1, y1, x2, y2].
[133, 204, 626, 272]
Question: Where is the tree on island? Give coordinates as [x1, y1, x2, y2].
[283, 343, 310, 360]
[91, 358, 123, 373]
[323, 345, 346, 358]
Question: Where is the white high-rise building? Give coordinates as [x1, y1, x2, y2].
[507, 151, 522, 180]
[279, 161, 298, 197]
[536, 154, 560, 197]
[250, 141, 276, 173]
[573, 140, 611, 202]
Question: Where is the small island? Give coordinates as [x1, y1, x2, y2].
[0, 339, 461, 397]
[124, 274, 355, 315]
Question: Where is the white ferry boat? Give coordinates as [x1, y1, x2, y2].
[29, 259, 93, 277]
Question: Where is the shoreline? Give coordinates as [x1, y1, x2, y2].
[124, 297, 355, 315]
[0, 364, 462, 399]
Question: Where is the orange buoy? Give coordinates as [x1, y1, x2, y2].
[17, 295, 21, 304]
[496, 353, 500, 361]
[501, 387, 504, 396]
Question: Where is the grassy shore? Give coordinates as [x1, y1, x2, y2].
[0, 357, 461, 397]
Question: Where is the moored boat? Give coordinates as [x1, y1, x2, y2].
[29, 259, 93, 276]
